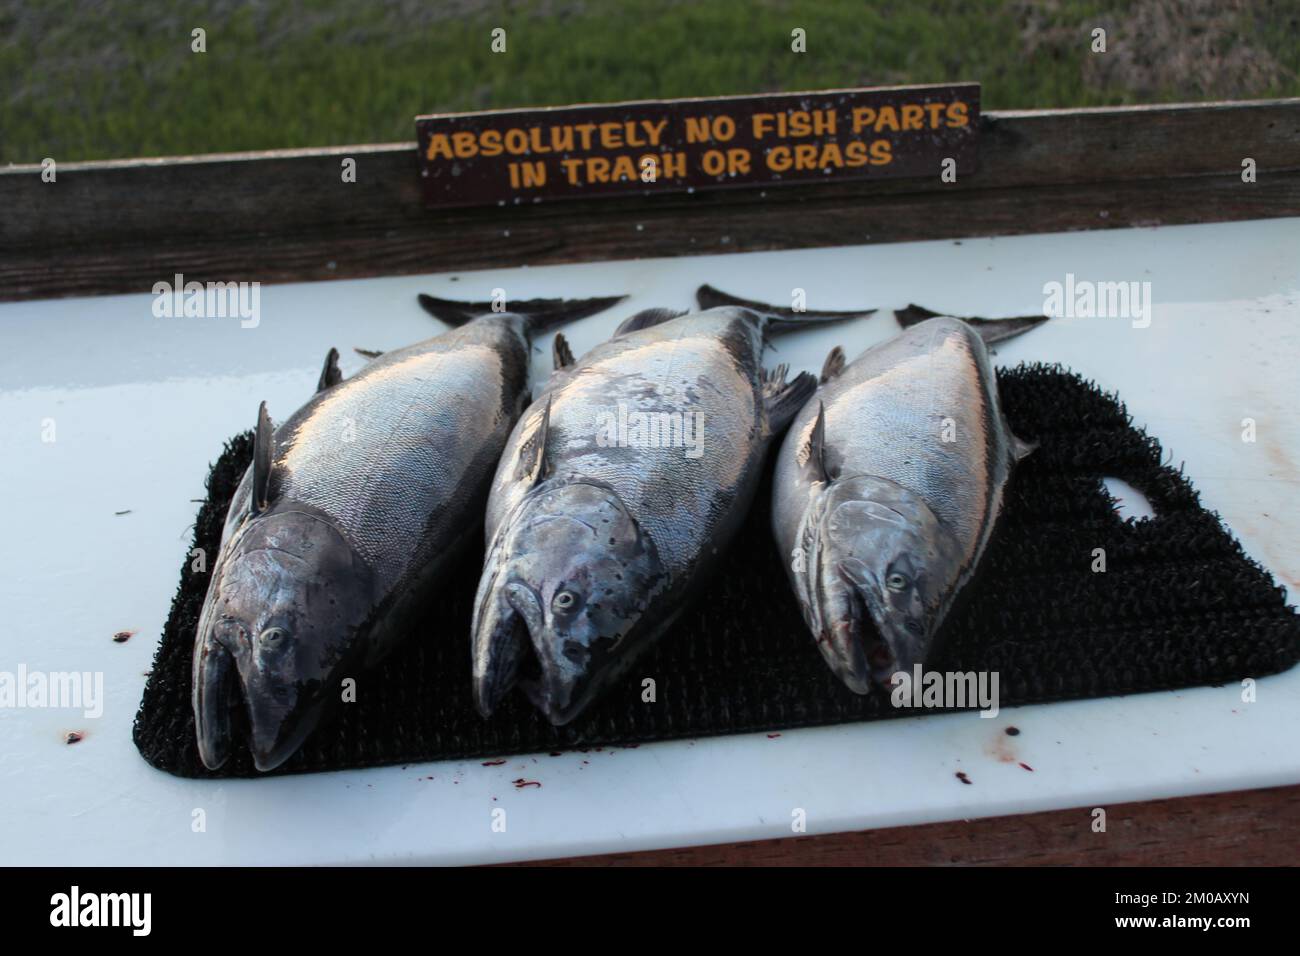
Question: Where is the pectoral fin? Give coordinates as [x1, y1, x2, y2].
[761, 364, 818, 434]
[820, 346, 846, 384]
[516, 396, 553, 487]
[798, 402, 830, 482]
[252, 402, 273, 516]
[553, 333, 575, 370]
[316, 347, 342, 392]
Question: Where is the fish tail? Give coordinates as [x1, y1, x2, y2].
[417, 293, 627, 335]
[695, 284, 875, 337]
[895, 304, 1048, 346]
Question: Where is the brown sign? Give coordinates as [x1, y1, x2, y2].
[416, 84, 980, 208]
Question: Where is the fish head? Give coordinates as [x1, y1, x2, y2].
[193, 509, 376, 771]
[473, 480, 667, 725]
[803, 475, 963, 692]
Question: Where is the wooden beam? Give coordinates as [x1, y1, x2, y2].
[2, 100, 1298, 301]
[511, 783, 1300, 866]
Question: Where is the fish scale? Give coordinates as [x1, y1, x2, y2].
[817, 331, 1000, 538]
[472, 300, 859, 725]
[772, 315, 1033, 694]
[269, 337, 520, 587]
[490, 314, 763, 571]
[192, 295, 625, 771]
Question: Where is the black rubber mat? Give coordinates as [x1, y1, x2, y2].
[134, 364, 1300, 777]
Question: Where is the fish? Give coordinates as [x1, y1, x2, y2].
[471, 291, 872, 725]
[771, 307, 1042, 693]
[192, 292, 625, 771]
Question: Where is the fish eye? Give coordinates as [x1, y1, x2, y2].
[885, 572, 910, 593]
[259, 626, 287, 645]
[552, 590, 579, 612]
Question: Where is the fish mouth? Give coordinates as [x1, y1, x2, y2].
[521, 664, 589, 727]
[820, 598, 909, 693]
[193, 632, 238, 770]
[472, 592, 533, 719]
[814, 564, 914, 694]
[855, 585, 926, 689]
[818, 585, 875, 695]
[471, 581, 592, 726]
[193, 629, 322, 772]
[245, 694, 322, 772]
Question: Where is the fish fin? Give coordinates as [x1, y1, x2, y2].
[553, 333, 575, 370]
[894, 304, 945, 328]
[516, 396, 553, 487]
[353, 346, 384, 359]
[519, 295, 628, 336]
[316, 347, 342, 392]
[1009, 429, 1038, 462]
[797, 402, 830, 482]
[696, 284, 874, 337]
[614, 308, 686, 336]
[418, 293, 626, 336]
[417, 293, 478, 327]
[966, 314, 1049, 346]
[819, 346, 846, 384]
[897, 304, 1048, 346]
[762, 365, 818, 434]
[252, 402, 274, 516]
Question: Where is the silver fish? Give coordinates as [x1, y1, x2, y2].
[471, 292, 869, 724]
[772, 312, 1038, 692]
[192, 293, 624, 771]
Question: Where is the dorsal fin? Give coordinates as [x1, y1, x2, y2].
[614, 308, 686, 337]
[252, 402, 274, 516]
[553, 333, 575, 370]
[797, 402, 830, 483]
[317, 347, 342, 392]
[516, 396, 553, 487]
[417, 293, 626, 335]
[820, 346, 846, 384]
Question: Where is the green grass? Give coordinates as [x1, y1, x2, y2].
[2, 0, 1297, 163]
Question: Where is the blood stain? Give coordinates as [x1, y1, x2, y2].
[1005, 726, 1020, 736]
[482, 759, 506, 766]
[513, 779, 541, 789]
[1019, 762, 1035, 772]
[112, 630, 136, 643]
[955, 771, 972, 785]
